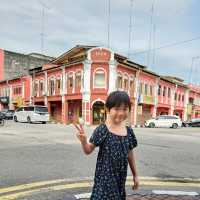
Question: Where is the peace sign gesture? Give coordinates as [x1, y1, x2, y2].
[73, 119, 87, 144]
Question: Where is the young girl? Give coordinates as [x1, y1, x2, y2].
[73, 91, 139, 200]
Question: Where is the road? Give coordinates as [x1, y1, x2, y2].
[0, 120, 200, 199]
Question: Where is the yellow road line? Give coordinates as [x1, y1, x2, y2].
[1, 176, 199, 195]
[0, 180, 200, 200]
[0, 179, 67, 194]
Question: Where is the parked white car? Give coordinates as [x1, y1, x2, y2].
[13, 105, 50, 124]
[145, 115, 182, 128]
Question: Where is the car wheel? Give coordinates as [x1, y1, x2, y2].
[172, 123, 178, 129]
[149, 122, 155, 128]
[0, 119, 4, 126]
[27, 116, 32, 124]
[42, 121, 46, 124]
[14, 116, 18, 122]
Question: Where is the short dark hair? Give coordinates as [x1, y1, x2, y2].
[105, 91, 131, 111]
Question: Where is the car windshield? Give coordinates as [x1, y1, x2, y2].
[35, 106, 48, 113]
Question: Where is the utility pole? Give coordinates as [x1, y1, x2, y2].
[128, 0, 134, 58]
[152, 23, 156, 70]
[107, 0, 111, 48]
[38, 0, 50, 54]
[147, 0, 156, 68]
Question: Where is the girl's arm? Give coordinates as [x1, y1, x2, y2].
[80, 139, 95, 155]
[128, 150, 138, 177]
[128, 150, 139, 190]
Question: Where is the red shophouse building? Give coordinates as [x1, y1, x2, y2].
[1, 45, 199, 125]
[0, 76, 30, 110]
[31, 45, 151, 125]
[188, 84, 200, 119]
[30, 45, 191, 125]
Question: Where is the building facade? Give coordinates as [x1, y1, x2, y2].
[1, 45, 200, 125]
[30, 46, 198, 125]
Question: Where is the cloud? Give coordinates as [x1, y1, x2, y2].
[0, 0, 199, 83]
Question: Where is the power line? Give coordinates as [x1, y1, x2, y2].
[129, 36, 200, 56]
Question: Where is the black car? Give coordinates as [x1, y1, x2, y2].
[182, 118, 200, 127]
[0, 112, 4, 120]
[3, 110, 15, 120]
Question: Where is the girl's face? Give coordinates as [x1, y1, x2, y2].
[108, 104, 129, 124]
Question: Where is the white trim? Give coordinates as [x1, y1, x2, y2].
[91, 98, 105, 107]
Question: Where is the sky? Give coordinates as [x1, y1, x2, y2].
[0, 0, 200, 84]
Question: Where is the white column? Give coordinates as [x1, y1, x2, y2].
[72, 72, 75, 94]
[22, 81, 25, 99]
[183, 89, 189, 121]
[108, 58, 117, 94]
[170, 86, 176, 115]
[44, 71, 48, 106]
[9, 85, 12, 109]
[29, 76, 32, 105]
[133, 70, 140, 125]
[62, 67, 66, 95]
[153, 77, 159, 118]
[82, 59, 91, 125]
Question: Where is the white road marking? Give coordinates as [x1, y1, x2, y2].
[152, 190, 199, 196]
[74, 193, 91, 199]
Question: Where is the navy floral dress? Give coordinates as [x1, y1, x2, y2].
[89, 123, 138, 200]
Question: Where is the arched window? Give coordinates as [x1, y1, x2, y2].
[75, 71, 81, 90]
[124, 74, 129, 91]
[68, 73, 73, 89]
[94, 69, 106, 88]
[39, 80, 44, 96]
[55, 76, 61, 94]
[49, 77, 55, 96]
[117, 73, 123, 89]
[33, 81, 39, 97]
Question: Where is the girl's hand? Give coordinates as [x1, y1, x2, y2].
[73, 123, 87, 144]
[132, 176, 139, 190]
